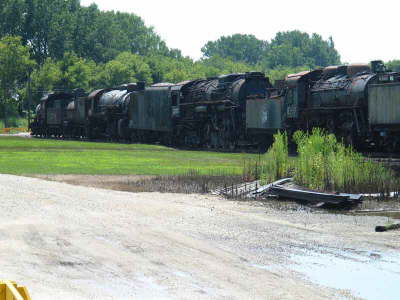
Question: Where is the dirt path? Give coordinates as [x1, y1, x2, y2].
[0, 175, 398, 299]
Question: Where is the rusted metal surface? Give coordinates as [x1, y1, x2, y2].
[129, 86, 172, 132]
[66, 96, 87, 125]
[347, 64, 371, 77]
[213, 178, 362, 208]
[375, 223, 400, 232]
[310, 73, 376, 108]
[43, 93, 74, 126]
[322, 66, 339, 79]
[368, 82, 400, 125]
[151, 83, 174, 87]
[98, 90, 131, 114]
[246, 98, 282, 130]
[212, 180, 261, 197]
[87, 89, 107, 101]
[285, 69, 322, 88]
[269, 185, 362, 206]
[267, 178, 362, 207]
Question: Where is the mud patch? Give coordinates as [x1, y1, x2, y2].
[29, 174, 244, 194]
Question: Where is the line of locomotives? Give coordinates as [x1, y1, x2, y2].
[30, 60, 400, 152]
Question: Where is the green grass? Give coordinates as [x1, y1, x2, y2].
[0, 137, 255, 175]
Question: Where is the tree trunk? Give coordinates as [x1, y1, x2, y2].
[3, 102, 7, 129]
[1, 88, 7, 129]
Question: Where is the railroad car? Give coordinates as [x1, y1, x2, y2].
[55, 72, 276, 150]
[280, 60, 400, 150]
[29, 60, 400, 153]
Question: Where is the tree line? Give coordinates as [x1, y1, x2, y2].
[0, 0, 350, 127]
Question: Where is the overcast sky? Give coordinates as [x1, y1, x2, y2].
[80, 0, 399, 63]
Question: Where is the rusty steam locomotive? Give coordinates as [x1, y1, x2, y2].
[30, 60, 400, 152]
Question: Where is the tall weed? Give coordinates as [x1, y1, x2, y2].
[262, 128, 399, 194]
[261, 131, 292, 183]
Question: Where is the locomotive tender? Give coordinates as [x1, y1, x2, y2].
[29, 60, 400, 152]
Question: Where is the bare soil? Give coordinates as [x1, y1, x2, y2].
[29, 174, 245, 194]
[0, 175, 398, 299]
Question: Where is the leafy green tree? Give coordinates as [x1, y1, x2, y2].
[386, 60, 400, 72]
[201, 34, 268, 65]
[202, 31, 340, 69]
[0, 36, 35, 126]
[97, 52, 153, 87]
[263, 66, 309, 84]
[28, 58, 62, 103]
[0, 0, 25, 37]
[59, 52, 96, 91]
[263, 31, 340, 69]
[200, 56, 257, 74]
[25, 53, 97, 107]
[0, 0, 178, 64]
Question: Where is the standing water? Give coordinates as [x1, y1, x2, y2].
[290, 248, 400, 300]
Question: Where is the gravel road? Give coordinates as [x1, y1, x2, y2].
[0, 174, 398, 299]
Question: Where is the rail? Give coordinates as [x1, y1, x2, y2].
[0, 281, 31, 300]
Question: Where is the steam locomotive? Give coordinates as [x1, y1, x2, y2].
[281, 60, 400, 151]
[30, 72, 277, 150]
[30, 60, 400, 152]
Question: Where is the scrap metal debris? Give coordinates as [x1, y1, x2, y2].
[214, 178, 363, 208]
[375, 223, 400, 232]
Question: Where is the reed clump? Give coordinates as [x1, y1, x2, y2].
[263, 128, 399, 194]
[261, 131, 292, 184]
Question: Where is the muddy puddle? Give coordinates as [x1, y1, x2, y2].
[290, 248, 400, 300]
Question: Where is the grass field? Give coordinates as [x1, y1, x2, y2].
[0, 137, 256, 175]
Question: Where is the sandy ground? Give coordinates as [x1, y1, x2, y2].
[0, 175, 399, 299]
